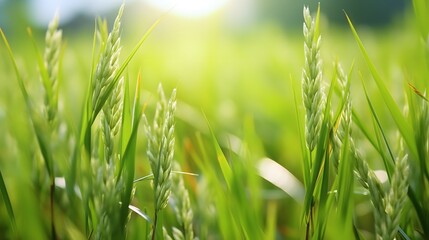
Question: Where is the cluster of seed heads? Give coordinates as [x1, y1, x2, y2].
[331, 63, 352, 171]
[144, 84, 177, 212]
[302, 6, 411, 240]
[163, 163, 195, 240]
[90, 5, 125, 239]
[43, 14, 62, 123]
[91, 4, 123, 121]
[302, 6, 325, 152]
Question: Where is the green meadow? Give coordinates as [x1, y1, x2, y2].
[1, 1, 429, 239]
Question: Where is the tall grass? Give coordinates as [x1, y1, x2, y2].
[297, 4, 427, 239]
[0, 2, 429, 240]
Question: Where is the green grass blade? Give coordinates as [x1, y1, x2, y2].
[352, 111, 377, 151]
[118, 122, 139, 234]
[91, 17, 161, 123]
[117, 74, 143, 181]
[0, 29, 29, 103]
[133, 170, 196, 184]
[68, 21, 100, 197]
[0, 169, 16, 233]
[75, 67, 93, 170]
[129, 205, 151, 223]
[408, 83, 429, 180]
[119, 74, 133, 161]
[70, 98, 91, 199]
[265, 201, 277, 240]
[192, 130, 244, 238]
[192, 133, 214, 178]
[303, 114, 330, 221]
[0, 28, 54, 177]
[203, 114, 232, 190]
[336, 125, 353, 220]
[360, 78, 395, 179]
[258, 158, 305, 203]
[32, 117, 54, 176]
[314, 120, 331, 240]
[352, 109, 399, 175]
[131, 75, 142, 132]
[408, 187, 429, 236]
[346, 14, 418, 160]
[403, 83, 429, 237]
[412, 0, 429, 38]
[27, 28, 54, 110]
[133, 174, 154, 183]
[117, 83, 143, 237]
[233, 117, 264, 238]
[292, 75, 309, 187]
[0, 28, 35, 132]
[399, 227, 412, 240]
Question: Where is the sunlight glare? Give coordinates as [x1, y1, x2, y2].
[144, 0, 229, 18]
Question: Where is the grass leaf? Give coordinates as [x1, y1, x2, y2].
[129, 205, 152, 223]
[360, 77, 395, 179]
[258, 158, 304, 203]
[27, 28, 54, 112]
[91, 17, 161, 123]
[0, 28, 54, 177]
[336, 124, 353, 220]
[203, 114, 232, 189]
[117, 84, 143, 237]
[0, 169, 16, 233]
[292, 76, 310, 188]
[346, 13, 418, 160]
[117, 73, 143, 181]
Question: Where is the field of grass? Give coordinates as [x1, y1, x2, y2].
[1, 2, 429, 239]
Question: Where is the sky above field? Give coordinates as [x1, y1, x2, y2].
[28, 0, 231, 25]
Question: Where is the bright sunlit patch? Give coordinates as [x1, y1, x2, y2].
[144, 0, 229, 18]
[258, 157, 305, 203]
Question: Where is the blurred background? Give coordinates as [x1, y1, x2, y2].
[0, 0, 416, 189]
[0, 0, 408, 29]
[0, 0, 417, 182]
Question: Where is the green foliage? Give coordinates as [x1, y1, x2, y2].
[0, 169, 15, 234]
[1, 2, 429, 240]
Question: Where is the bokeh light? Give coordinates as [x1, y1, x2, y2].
[143, 0, 230, 18]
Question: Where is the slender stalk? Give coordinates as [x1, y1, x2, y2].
[152, 212, 159, 240]
[50, 181, 57, 240]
